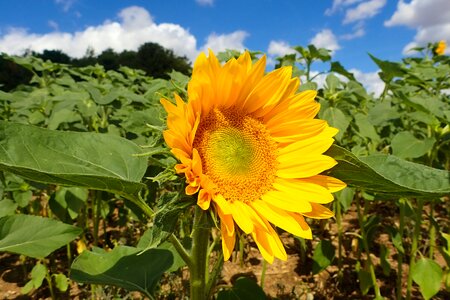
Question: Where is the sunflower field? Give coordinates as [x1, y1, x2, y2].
[0, 43, 449, 300]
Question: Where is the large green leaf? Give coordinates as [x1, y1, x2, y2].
[0, 214, 82, 258]
[326, 145, 450, 198]
[0, 121, 147, 198]
[70, 246, 173, 297]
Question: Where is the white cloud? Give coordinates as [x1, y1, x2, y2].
[385, 0, 450, 54]
[385, 0, 450, 28]
[310, 29, 340, 54]
[0, 6, 202, 61]
[343, 0, 386, 24]
[48, 20, 59, 31]
[350, 69, 384, 96]
[201, 31, 248, 53]
[340, 24, 365, 40]
[55, 0, 77, 12]
[196, 0, 214, 6]
[267, 40, 296, 57]
[325, 0, 362, 16]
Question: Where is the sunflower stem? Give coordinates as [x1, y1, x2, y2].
[190, 206, 210, 300]
[406, 199, 423, 300]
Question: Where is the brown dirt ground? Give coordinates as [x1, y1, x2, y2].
[1, 201, 449, 299]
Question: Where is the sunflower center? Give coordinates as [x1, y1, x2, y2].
[193, 108, 278, 203]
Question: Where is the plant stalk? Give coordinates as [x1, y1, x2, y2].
[396, 199, 406, 300]
[356, 199, 381, 299]
[406, 199, 423, 300]
[190, 206, 210, 300]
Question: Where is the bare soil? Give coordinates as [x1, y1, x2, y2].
[1, 201, 449, 299]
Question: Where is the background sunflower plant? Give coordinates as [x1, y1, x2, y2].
[0, 42, 449, 300]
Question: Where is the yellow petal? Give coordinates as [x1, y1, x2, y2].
[197, 189, 211, 210]
[261, 190, 312, 213]
[303, 203, 334, 219]
[277, 155, 337, 178]
[301, 175, 347, 193]
[252, 222, 287, 263]
[228, 201, 254, 234]
[272, 178, 334, 204]
[251, 200, 308, 237]
[241, 66, 293, 114]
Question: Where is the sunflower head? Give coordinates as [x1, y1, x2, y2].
[435, 40, 446, 56]
[161, 50, 346, 263]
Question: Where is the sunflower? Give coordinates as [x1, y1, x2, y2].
[161, 50, 346, 263]
[435, 40, 446, 56]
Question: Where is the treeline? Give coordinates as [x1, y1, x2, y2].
[0, 42, 191, 91]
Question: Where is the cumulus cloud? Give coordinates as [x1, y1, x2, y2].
[0, 6, 250, 62]
[310, 29, 340, 54]
[343, 0, 386, 24]
[196, 0, 214, 6]
[201, 31, 248, 53]
[267, 40, 296, 57]
[0, 6, 203, 61]
[385, 0, 450, 54]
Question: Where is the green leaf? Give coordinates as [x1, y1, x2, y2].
[137, 193, 194, 251]
[217, 277, 266, 300]
[335, 187, 355, 212]
[369, 54, 405, 82]
[70, 246, 173, 297]
[326, 145, 450, 198]
[358, 269, 373, 295]
[354, 113, 380, 142]
[411, 258, 443, 300]
[53, 273, 69, 292]
[391, 132, 435, 159]
[0, 214, 82, 258]
[379, 244, 391, 276]
[0, 199, 18, 217]
[0, 121, 147, 198]
[21, 263, 47, 294]
[312, 240, 335, 274]
[49, 187, 88, 221]
[13, 190, 32, 207]
[386, 226, 405, 254]
[330, 61, 356, 81]
[321, 107, 350, 141]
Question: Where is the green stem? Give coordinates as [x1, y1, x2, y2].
[356, 199, 381, 299]
[396, 199, 406, 300]
[260, 259, 267, 290]
[93, 191, 101, 246]
[190, 206, 210, 300]
[43, 261, 55, 300]
[206, 251, 224, 299]
[336, 199, 343, 277]
[406, 200, 424, 300]
[169, 233, 192, 268]
[429, 202, 436, 259]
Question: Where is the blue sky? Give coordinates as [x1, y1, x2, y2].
[0, 0, 449, 94]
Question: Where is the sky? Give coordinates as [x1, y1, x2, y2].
[0, 0, 449, 95]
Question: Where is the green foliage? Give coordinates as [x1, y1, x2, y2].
[312, 240, 335, 274]
[326, 145, 450, 198]
[70, 246, 173, 298]
[411, 258, 443, 300]
[0, 214, 82, 258]
[217, 277, 266, 300]
[0, 121, 148, 200]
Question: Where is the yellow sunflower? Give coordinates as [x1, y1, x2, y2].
[161, 50, 346, 263]
[435, 40, 446, 56]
